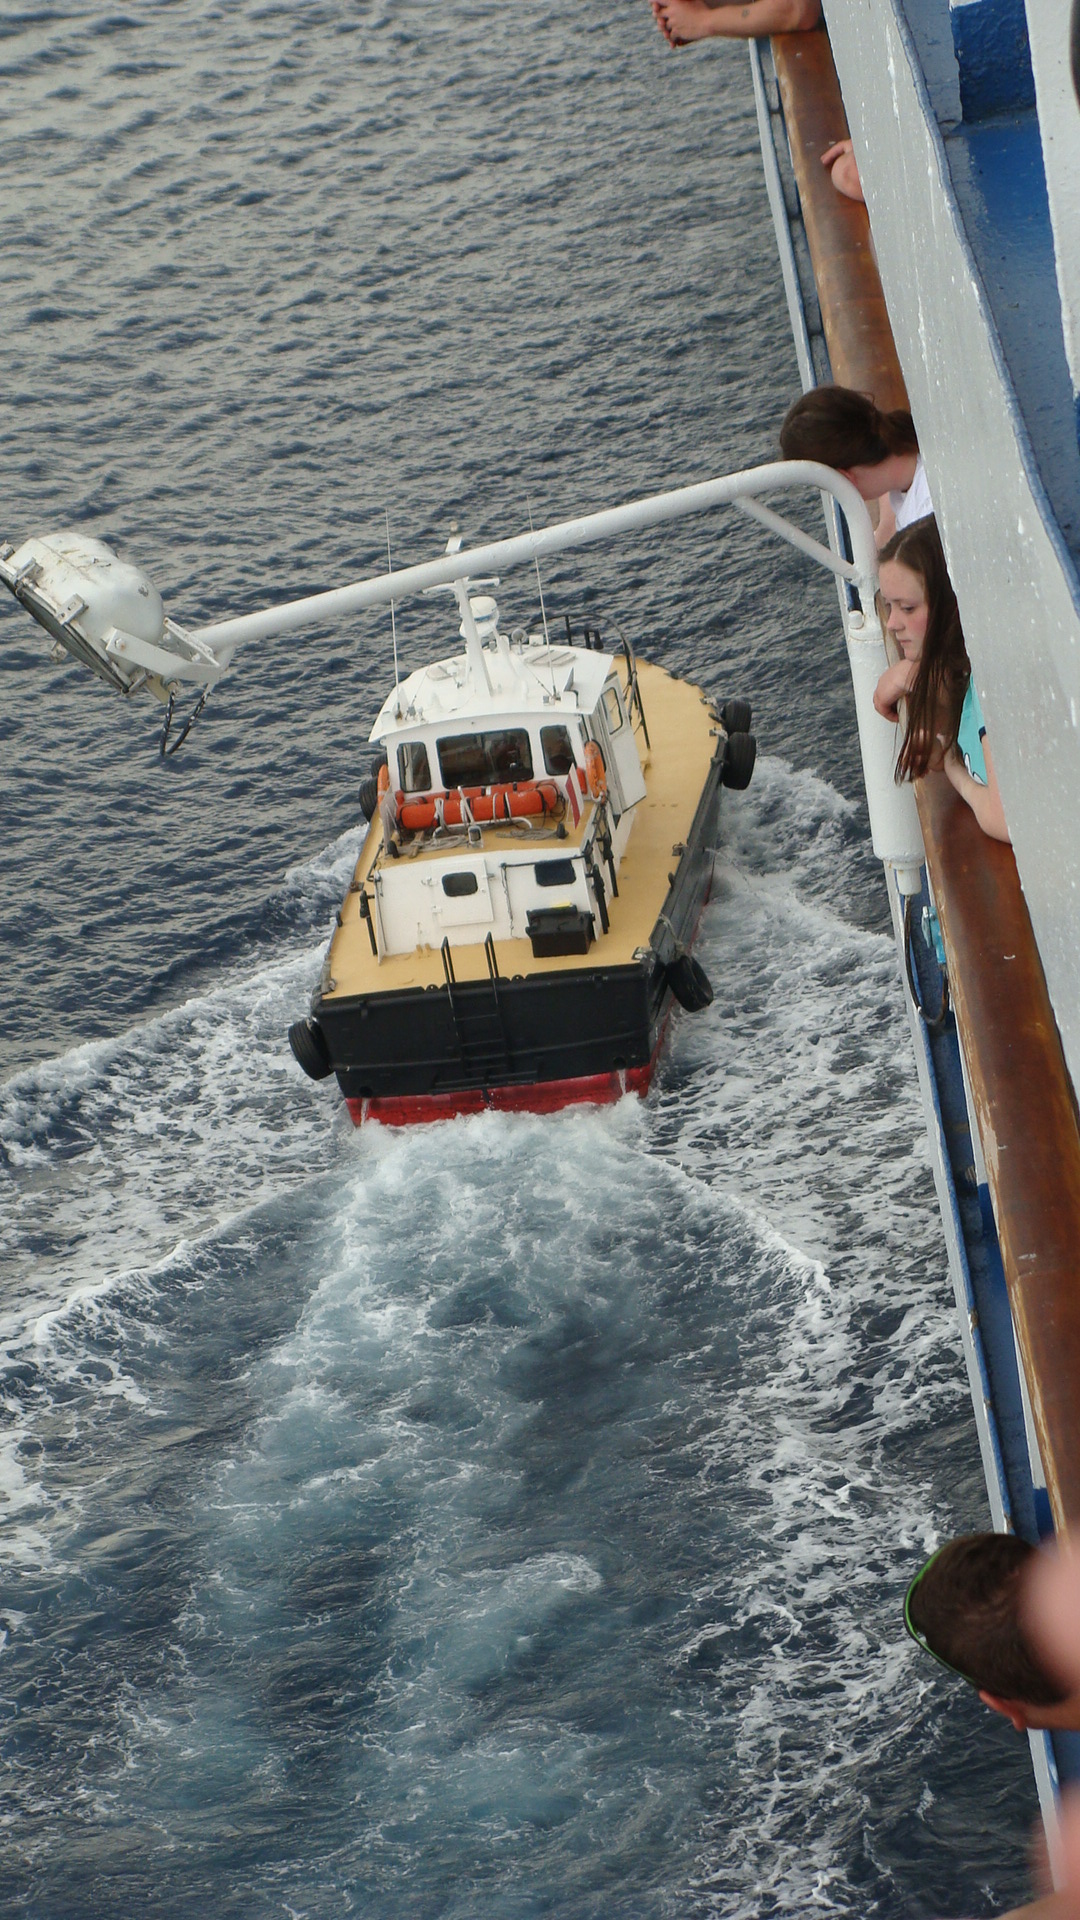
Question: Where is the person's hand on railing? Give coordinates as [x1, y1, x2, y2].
[821, 139, 865, 204]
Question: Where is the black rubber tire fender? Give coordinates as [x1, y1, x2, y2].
[289, 1017, 334, 1081]
[360, 751, 389, 821]
[721, 697, 752, 735]
[665, 950, 714, 1013]
[721, 731, 756, 791]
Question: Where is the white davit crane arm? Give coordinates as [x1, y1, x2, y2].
[0, 463, 923, 885]
[0, 462, 876, 687]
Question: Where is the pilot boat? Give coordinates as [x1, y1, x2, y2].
[287, 561, 756, 1125]
[2, 460, 893, 1128]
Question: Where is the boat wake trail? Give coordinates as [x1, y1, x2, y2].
[0, 762, 1029, 1917]
[0, 826, 365, 1325]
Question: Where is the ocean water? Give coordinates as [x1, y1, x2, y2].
[0, 3, 1037, 1915]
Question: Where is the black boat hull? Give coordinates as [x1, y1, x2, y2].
[308, 743, 724, 1125]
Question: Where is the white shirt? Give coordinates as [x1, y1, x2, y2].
[890, 454, 933, 530]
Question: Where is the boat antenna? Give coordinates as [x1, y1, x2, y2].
[527, 496, 552, 651]
[385, 509, 401, 712]
[527, 496, 559, 697]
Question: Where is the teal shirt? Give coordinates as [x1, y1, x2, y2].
[957, 679, 987, 786]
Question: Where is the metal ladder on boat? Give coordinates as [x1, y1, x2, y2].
[440, 935, 513, 1086]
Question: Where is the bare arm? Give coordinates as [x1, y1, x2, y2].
[651, 0, 821, 46]
[873, 657, 918, 722]
[942, 737, 1011, 843]
[874, 492, 897, 549]
[875, 660, 947, 769]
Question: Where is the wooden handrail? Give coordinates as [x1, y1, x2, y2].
[917, 775, 1080, 1530]
[771, 28, 906, 410]
[770, 26, 1080, 1528]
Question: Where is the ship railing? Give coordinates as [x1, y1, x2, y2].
[752, 15, 1080, 1540]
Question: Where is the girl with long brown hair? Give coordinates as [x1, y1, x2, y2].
[873, 516, 1010, 841]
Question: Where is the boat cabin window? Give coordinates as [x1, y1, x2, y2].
[603, 685, 625, 733]
[399, 740, 432, 793]
[442, 872, 479, 897]
[541, 725, 576, 776]
[437, 728, 534, 787]
[535, 859, 576, 887]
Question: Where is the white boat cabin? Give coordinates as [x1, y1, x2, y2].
[364, 587, 648, 961]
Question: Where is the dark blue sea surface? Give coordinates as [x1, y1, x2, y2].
[0, 3, 1036, 1915]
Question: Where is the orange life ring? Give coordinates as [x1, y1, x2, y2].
[377, 763, 390, 800]
[583, 740, 607, 802]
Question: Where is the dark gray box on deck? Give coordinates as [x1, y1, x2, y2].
[525, 907, 595, 958]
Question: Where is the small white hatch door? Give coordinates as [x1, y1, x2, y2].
[429, 857, 494, 931]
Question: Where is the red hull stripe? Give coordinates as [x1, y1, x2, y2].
[346, 1060, 654, 1128]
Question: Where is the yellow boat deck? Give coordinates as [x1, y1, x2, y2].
[323, 659, 720, 998]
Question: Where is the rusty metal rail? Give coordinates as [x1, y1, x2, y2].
[771, 27, 906, 410]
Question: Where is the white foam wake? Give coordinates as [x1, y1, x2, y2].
[0, 825, 366, 1342]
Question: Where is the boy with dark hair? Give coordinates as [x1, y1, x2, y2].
[905, 1533, 1080, 1732]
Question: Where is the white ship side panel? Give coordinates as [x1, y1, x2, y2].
[1025, 0, 1080, 401]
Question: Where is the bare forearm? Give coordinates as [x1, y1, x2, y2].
[874, 493, 897, 549]
[943, 743, 1011, 843]
[656, 0, 821, 38]
[873, 657, 917, 721]
[711, 0, 820, 29]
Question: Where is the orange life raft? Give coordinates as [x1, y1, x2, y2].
[396, 780, 560, 832]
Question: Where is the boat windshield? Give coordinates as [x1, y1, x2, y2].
[437, 728, 534, 787]
[399, 740, 432, 792]
[541, 724, 575, 775]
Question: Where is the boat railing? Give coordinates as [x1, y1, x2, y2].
[612, 630, 651, 749]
